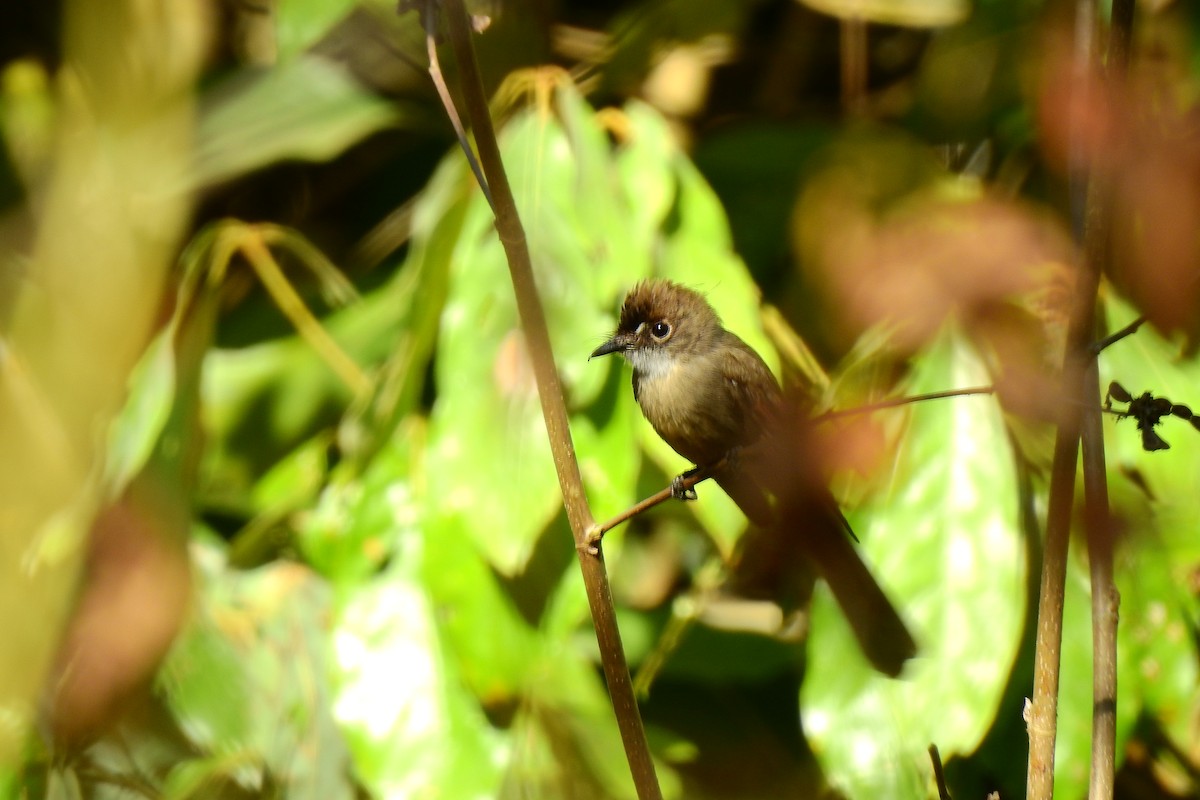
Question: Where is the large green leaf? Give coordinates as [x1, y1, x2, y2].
[802, 326, 1025, 798]
[1099, 295, 1200, 545]
[330, 569, 507, 799]
[421, 83, 783, 573]
[419, 512, 542, 702]
[423, 82, 665, 574]
[275, 0, 359, 62]
[194, 57, 400, 188]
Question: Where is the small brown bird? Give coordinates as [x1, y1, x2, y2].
[591, 279, 916, 676]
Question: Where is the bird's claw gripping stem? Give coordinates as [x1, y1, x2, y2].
[670, 470, 699, 502]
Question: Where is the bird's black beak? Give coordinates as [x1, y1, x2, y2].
[589, 334, 627, 360]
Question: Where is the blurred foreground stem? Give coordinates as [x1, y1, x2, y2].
[0, 0, 206, 767]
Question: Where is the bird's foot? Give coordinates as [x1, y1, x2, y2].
[670, 469, 699, 502]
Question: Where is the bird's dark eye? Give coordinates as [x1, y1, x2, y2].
[650, 321, 671, 340]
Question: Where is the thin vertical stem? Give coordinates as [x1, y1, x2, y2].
[1083, 0, 1135, 795]
[437, 3, 662, 797]
[1026, 1, 1136, 796]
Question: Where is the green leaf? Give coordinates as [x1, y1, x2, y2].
[162, 754, 262, 800]
[103, 324, 177, 496]
[1116, 541, 1200, 762]
[1099, 294, 1200, 552]
[338, 158, 464, 464]
[1095, 293, 1200, 776]
[201, 335, 351, 508]
[187, 204, 450, 517]
[802, 326, 1025, 798]
[424, 85, 647, 574]
[161, 538, 354, 798]
[420, 513, 540, 701]
[575, 401, 642, 531]
[249, 432, 329, 511]
[160, 601, 255, 759]
[194, 57, 399, 188]
[330, 569, 506, 799]
[424, 346, 557, 574]
[275, 0, 359, 62]
[299, 424, 418, 586]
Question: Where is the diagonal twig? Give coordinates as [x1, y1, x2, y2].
[814, 386, 994, 422]
[1093, 315, 1146, 354]
[418, 0, 493, 211]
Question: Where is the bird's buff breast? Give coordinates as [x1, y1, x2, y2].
[631, 355, 741, 467]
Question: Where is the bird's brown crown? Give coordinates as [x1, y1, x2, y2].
[616, 280, 723, 351]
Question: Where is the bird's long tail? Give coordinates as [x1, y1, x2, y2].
[728, 488, 917, 677]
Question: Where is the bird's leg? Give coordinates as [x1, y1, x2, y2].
[670, 468, 700, 502]
[670, 452, 737, 503]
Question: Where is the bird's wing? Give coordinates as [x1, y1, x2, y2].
[716, 334, 784, 446]
[710, 336, 783, 525]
